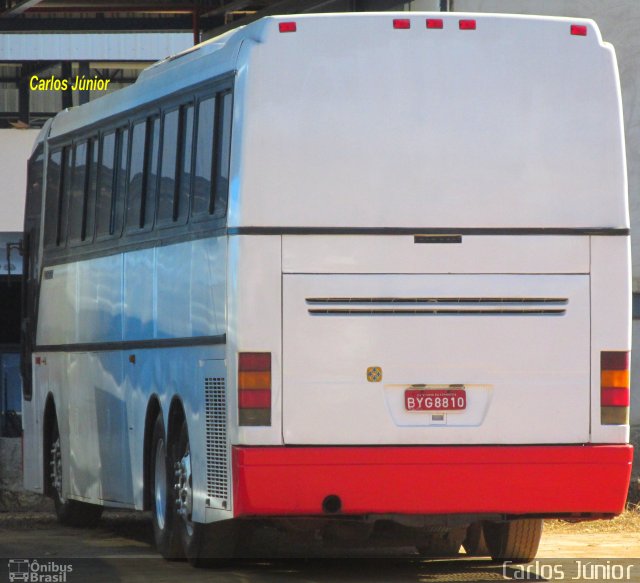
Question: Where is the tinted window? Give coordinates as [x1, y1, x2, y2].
[111, 128, 129, 233]
[58, 147, 73, 246]
[96, 131, 116, 237]
[126, 121, 147, 230]
[84, 138, 98, 242]
[215, 91, 232, 216]
[192, 96, 215, 217]
[145, 117, 160, 227]
[43, 150, 62, 248]
[178, 104, 194, 221]
[157, 109, 179, 224]
[68, 142, 88, 244]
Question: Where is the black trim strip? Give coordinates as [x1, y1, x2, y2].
[306, 297, 568, 305]
[308, 309, 566, 316]
[228, 227, 629, 236]
[36, 334, 226, 353]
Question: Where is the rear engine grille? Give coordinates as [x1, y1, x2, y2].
[307, 297, 568, 316]
[205, 377, 229, 508]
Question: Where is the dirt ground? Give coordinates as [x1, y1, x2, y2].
[0, 511, 639, 582]
[537, 506, 640, 558]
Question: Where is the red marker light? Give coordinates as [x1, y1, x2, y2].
[570, 24, 587, 36]
[426, 18, 444, 29]
[393, 19, 411, 30]
[459, 19, 476, 30]
[279, 21, 297, 33]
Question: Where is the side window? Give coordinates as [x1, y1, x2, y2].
[157, 108, 179, 225]
[96, 131, 116, 237]
[43, 150, 62, 248]
[84, 138, 98, 242]
[126, 120, 147, 231]
[192, 90, 232, 220]
[192, 96, 215, 217]
[68, 141, 88, 244]
[178, 104, 194, 223]
[115, 126, 129, 235]
[57, 146, 72, 246]
[215, 91, 232, 217]
[145, 116, 160, 227]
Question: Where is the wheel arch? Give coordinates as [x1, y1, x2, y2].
[143, 395, 163, 511]
[167, 395, 187, 447]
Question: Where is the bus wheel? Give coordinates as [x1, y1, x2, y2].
[483, 519, 543, 563]
[462, 522, 490, 556]
[150, 413, 182, 559]
[173, 418, 239, 566]
[48, 415, 102, 527]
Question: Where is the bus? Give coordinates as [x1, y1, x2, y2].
[21, 12, 632, 564]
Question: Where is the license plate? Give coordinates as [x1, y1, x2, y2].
[405, 388, 466, 411]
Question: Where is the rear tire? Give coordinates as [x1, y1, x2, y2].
[47, 414, 103, 527]
[484, 519, 543, 563]
[462, 522, 490, 556]
[172, 418, 239, 566]
[150, 413, 183, 559]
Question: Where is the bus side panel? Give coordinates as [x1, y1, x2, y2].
[227, 235, 283, 447]
[21, 361, 44, 494]
[590, 236, 631, 444]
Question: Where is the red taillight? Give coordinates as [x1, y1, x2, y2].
[393, 18, 411, 30]
[238, 352, 271, 426]
[570, 24, 587, 36]
[459, 19, 476, 30]
[601, 351, 630, 425]
[279, 21, 297, 33]
[426, 18, 443, 29]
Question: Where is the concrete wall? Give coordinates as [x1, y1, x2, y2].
[407, 0, 640, 424]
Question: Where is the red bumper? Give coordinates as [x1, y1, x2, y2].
[232, 445, 632, 517]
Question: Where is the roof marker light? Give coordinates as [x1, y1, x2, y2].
[459, 19, 476, 30]
[393, 18, 411, 29]
[570, 24, 587, 36]
[279, 21, 297, 33]
[426, 18, 444, 29]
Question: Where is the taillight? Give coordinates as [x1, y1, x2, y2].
[238, 352, 271, 426]
[601, 351, 630, 425]
[426, 18, 443, 29]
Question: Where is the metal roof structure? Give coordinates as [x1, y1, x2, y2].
[0, 1, 403, 35]
[0, 0, 405, 127]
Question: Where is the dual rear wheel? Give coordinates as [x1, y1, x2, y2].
[150, 413, 238, 565]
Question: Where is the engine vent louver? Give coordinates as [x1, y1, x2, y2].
[205, 376, 229, 508]
[307, 297, 568, 316]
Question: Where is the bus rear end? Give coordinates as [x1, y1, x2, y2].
[225, 13, 632, 559]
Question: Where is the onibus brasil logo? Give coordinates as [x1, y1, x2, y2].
[7, 560, 72, 583]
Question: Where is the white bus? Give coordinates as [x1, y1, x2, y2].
[21, 12, 632, 564]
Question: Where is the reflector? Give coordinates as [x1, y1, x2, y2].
[393, 19, 411, 29]
[426, 19, 444, 29]
[459, 19, 476, 30]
